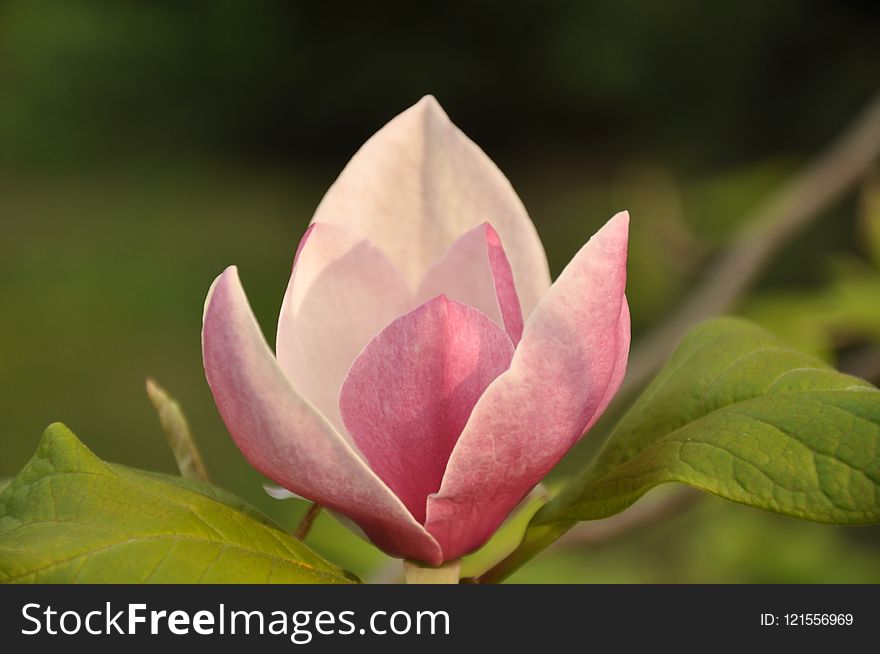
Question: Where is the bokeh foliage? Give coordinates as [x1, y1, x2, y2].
[1, 0, 879, 581]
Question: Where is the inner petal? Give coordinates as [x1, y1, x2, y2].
[416, 222, 524, 345]
[276, 223, 413, 434]
[339, 296, 514, 523]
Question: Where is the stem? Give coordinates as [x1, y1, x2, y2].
[403, 559, 461, 584]
[294, 503, 322, 540]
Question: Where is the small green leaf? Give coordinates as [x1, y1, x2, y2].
[0, 424, 357, 584]
[535, 318, 880, 527]
[146, 377, 209, 482]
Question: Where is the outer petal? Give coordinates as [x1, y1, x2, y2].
[416, 223, 524, 345]
[203, 266, 441, 564]
[340, 296, 514, 524]
[311, 95, 551, 317]
[276, 223, 413, 434]
[425, 212, 631, 559]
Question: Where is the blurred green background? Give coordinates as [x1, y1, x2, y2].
[2, 0, 880, 582]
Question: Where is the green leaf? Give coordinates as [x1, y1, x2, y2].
[0, 423, 357, 584]
[535, 317, 880, 527]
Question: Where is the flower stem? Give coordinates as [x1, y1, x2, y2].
[403, 559, 461, 584]
[294, 503, 322, 540]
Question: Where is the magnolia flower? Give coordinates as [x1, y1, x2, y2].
[202, 96, 630, 566]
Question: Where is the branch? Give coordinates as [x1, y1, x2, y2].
[622, 91, 880, 397]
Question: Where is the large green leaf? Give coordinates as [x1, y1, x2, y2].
[535, 318, 880, 527]
[0, 423, 356, 583]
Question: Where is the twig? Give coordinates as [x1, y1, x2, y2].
[145, 378, 209, 483]
[622, 90, 880, 397]
[294, 502, 322, 540]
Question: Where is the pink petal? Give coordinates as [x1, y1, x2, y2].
[339, 296, 515, 524]
[203, 266, 441, 564]
[425, 212, 631, 559]
[276, 223, 413, 434]
[417, 223, 524, 345]
[311, 95, 551, 318]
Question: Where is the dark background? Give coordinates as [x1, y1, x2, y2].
[2, 0, 880, 582]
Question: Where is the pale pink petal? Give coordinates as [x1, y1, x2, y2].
[311, 95, 551, 317]
[339, 296, 515, 524]
[589, 299, 631, 429]
[417, 223, 524, 345]
[425, 212, 631, 559]
[203, 266, 441, 564]
[276, 223, 413, 434]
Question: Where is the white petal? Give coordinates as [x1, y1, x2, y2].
[276, 223, 413, 434]
[312, 95, 551, 316]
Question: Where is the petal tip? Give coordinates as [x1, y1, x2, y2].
[610, 210, 630, 229]
[217, 264, 240, 283]
[425, 293, 451, 310]
[407, 94, 452, 130]
[591, 211, 630, 255]
[416, 93, 444, 114]
[203, 265, 238, 320]
[482, 221, 501, 244]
